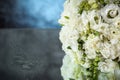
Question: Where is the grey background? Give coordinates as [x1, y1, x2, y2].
[0, 29, 64, 80]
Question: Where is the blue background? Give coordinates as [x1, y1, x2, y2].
[0, 0, 65, 28]
[0, 1, 65, 79]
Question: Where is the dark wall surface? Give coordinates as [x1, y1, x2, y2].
[0, 29, 64, 80]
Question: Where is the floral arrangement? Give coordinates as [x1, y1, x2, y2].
[59, 0, 120, 80]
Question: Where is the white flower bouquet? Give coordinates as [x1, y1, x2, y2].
[59, 0, 120, 80]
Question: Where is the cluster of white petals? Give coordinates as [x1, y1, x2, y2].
[98, 59, 119, 73]
[59, 0, 120, 76]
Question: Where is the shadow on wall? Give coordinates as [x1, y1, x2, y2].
[0, 0, 65, 28]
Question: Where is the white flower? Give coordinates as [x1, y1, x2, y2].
[87, 10, 101, 26]
[88, 0, 96, 4]
[114, 18, 120, 27]
[98, 59, 119, 73]
[59, 0, 120, 76]
[84, 35, 100, 59]
[100, 42, 119, 59]
[100, 4, 120, 23]
[110, 39, 119, 45]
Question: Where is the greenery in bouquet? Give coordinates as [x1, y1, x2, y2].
[59, 0, 120, 80]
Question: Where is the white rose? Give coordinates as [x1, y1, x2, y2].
[84, 35, 100, 59]
[100, 4, 120, 23]
[100, 41, 119, 59]
[98, 59, 119, 73]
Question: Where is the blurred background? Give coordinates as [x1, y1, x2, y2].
[0, 0, 65, 28]
[0, 29, 65, 80]
[0, 0, 65, 80]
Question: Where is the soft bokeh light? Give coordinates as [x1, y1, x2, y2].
[0, 0, 65, 28]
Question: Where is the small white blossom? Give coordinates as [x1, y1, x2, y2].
[98, 59, 119, 73]
[84, 35, 100, 59]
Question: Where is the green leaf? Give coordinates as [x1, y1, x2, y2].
[60, 24, 64, 26]
[91, 3, 99, 9]
[69, 78, 75, 80]
[94, 16, 99, 24]
[67, 46, 72, 49]
[77, 38, 85, 51]
[64, 16, 70, 19]
[78, 1, 87, 14]
[84, 2, 91, 11]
